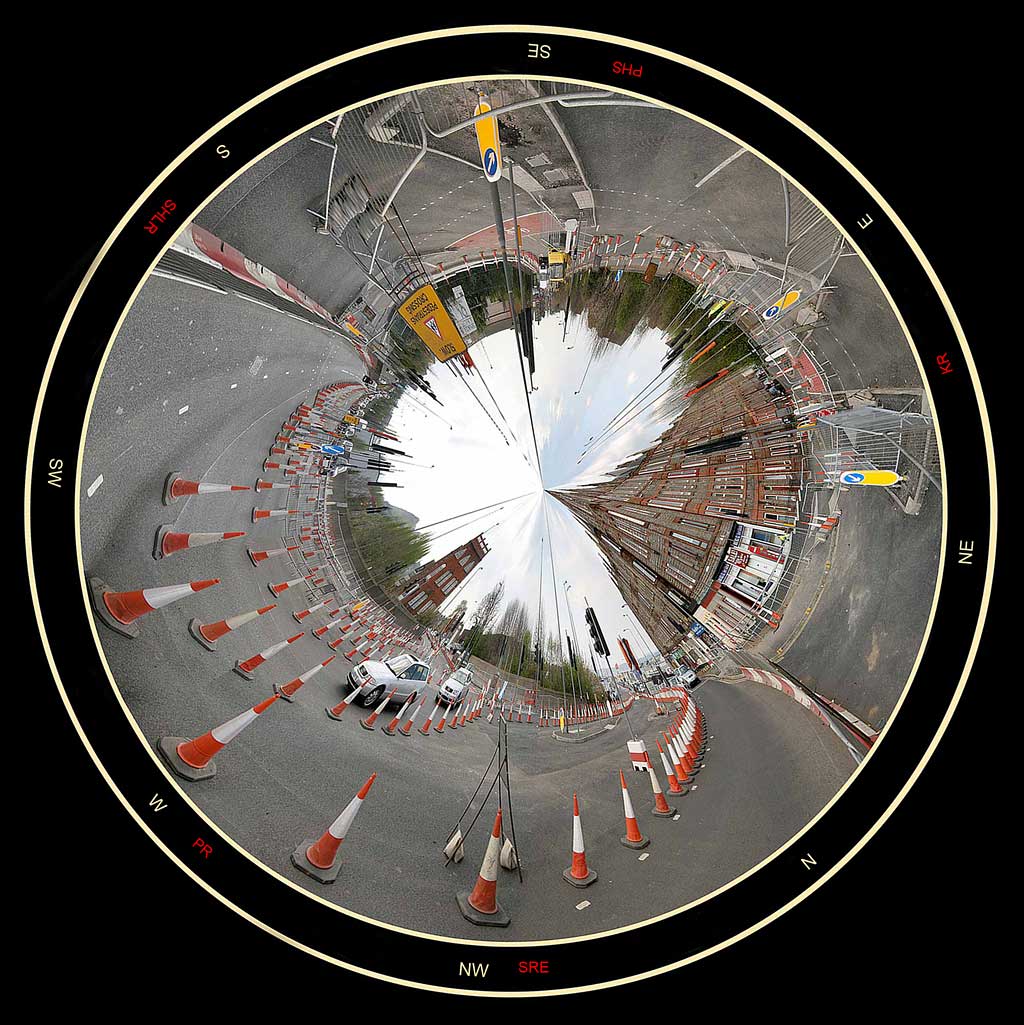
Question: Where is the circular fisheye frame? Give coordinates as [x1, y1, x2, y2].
[28, 28, 992, 996]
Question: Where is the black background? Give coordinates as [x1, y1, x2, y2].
[23, 15, 1002, 1008]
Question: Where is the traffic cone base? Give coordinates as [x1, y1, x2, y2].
[188, 615, 220, 647]
[290, 841, 341, 884]
[161, 471, 182, 506]
[233, 661, 256, 681]
[456, 891, 510, 928]
[563, 865, 598, 888]
[154, 736, 216, 781]
[88, 577, 140, 638]
[620, 833, 650, 850]
[652, 802, 676, 818]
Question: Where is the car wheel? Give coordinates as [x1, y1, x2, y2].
[361, 685, 383, 708]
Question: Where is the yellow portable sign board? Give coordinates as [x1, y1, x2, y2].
[399, 285, 467, 362]
[474, 99, 502, 182]
[342, 414, 362, 426]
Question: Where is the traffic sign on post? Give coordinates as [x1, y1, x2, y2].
[763, 289, 801, 320]
[398, 285, 467, 362]
[474, 96, 503, 183]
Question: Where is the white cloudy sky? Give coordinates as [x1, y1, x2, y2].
[383, 312, 675, 667]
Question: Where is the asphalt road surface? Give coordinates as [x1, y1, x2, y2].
[80, 270, 853, 941]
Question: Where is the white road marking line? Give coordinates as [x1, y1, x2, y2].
[178, 405, 189, 415]
[87, 474, 103, 497]
[694, 147, 748, 188]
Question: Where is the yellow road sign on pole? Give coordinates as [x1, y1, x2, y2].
[474, 97, 502, 182]
[398, 284, 467, 362]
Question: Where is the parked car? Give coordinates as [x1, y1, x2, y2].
[675, 666, 701, 691]
[346, 655, 430, 707]
[439, 666, 473, 706]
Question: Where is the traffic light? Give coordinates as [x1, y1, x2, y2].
[566, 634, 577, 668]
[584, 607, 610, 657]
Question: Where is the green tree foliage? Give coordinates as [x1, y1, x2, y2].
[348, 506, 432, 595]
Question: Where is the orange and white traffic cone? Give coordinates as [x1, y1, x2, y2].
[456, 808, 511, 927]
[162, 472, 248, 505]
[275, 655, 335, 702]
[563, 793, 598, 887]
[434, 702, 450, 733]
[419, 699, 440, 735]
[234, 632, 304, 680]
[268, 575, 306, 597]
[254, 479, 298, 491]
[359, 687, 397, 730]
[290, 773, 376, 884]
[188, 603, 276, 651]
[153, 527, 245, 560]
[252, 507, 297, 523]
[646, 755, 676, 817]
[248, 544, 300, 566]
[293, 598, 334, 622]
[90, 576, 220, 639]
[399, 694, 427, 735]
[657, 739, 686, 795]
[382, 692, 416, 736]
[325, 682, 366, 721]
[619, 770, 649, 849]
[155, 693, 279, 780]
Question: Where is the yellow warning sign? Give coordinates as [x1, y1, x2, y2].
[474, 98, 502, 183]
[342, 414, 362, 426]
[398, 285, 466, 362]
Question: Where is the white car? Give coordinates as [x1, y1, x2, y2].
[346, 654, 430, 707]
[675, 667, 700, 691]
[438, 666, 473, 706]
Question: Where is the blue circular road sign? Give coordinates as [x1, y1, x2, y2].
[484, 147, 498, 177]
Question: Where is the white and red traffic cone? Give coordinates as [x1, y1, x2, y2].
[275, 655, 336, 702]
[657, 739, 686, 795]
[399, 694, 427, 735]
[234, 632, 304, 680]
[153, 527, 245, 560]
[456, 808, 511, 927]
[359, 687, 397, 731]
[187, 597, 276, 648]
[290, 773, 377, 884]
[252, 507, 297, 523]
[293, 598, 334, 622]
[268, 575, 307, 597]
[325, 682, 366, 721]
[248, 544, 300, 566]
[382, 692, 416, 736]
[155, 693, 279, 780]
[434, 703, 450, 733]
[162, 472, 248, 505]
[90, 576, 220, 639]
[646, 755, 676, 817]
[419, 699, 441, 735]
[619, 770, 649, 849]
[563, 793, 598, 887]
[255, 479, 298, 491]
